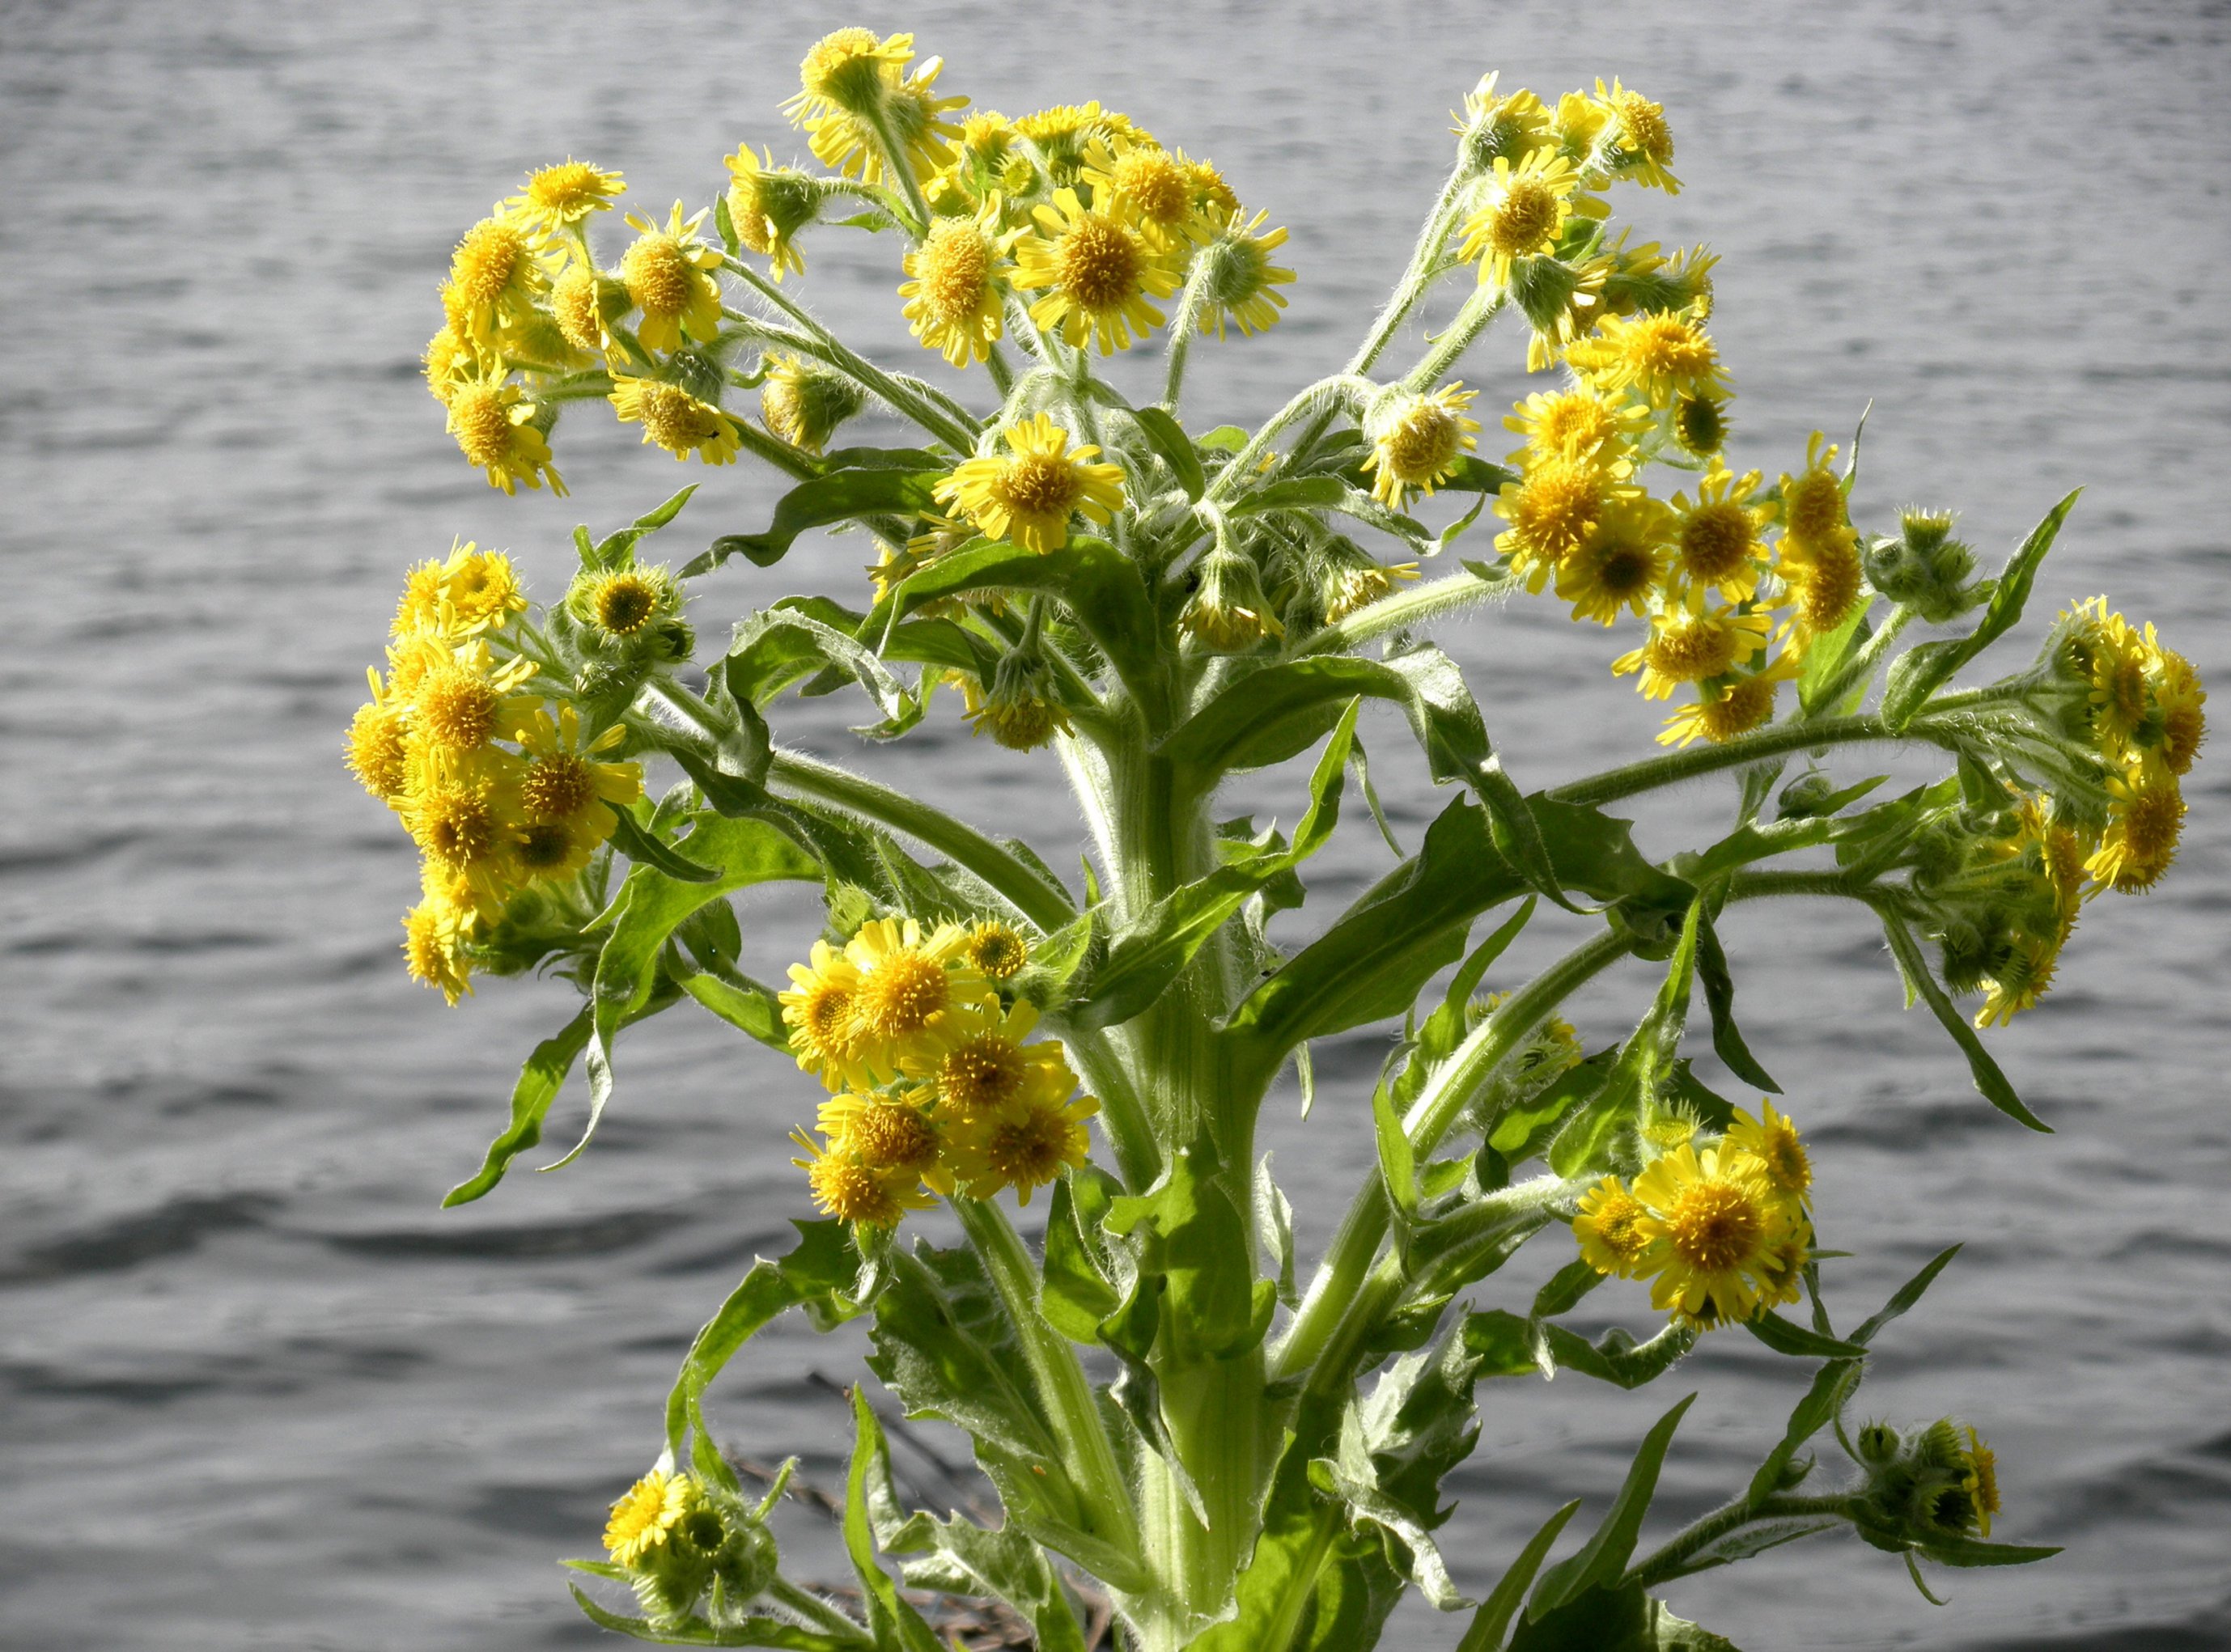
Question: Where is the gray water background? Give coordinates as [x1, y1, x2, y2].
[4, 1, 2229, 1646]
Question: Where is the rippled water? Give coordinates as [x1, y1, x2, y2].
[4, 2, 2228, 1647]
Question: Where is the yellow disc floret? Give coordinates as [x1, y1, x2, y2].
[1012, 187, 1177, 354]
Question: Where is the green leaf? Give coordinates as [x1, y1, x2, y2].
[592, 484, 699, 570]
[1878, 913, 2050, 1131]
[1487, 1049, 1614, 1165]
[1457, 1501, 1582, 1652]
[664, 1219, 863, 1454]
[1528, 1393, 1698, 1618]
[607, 806, 720, 882]
[1691, 910, 1778, 1094]
[1129, 405, 1206, 499]
[688, 468, 943, 574]
[874, 1485, 1089, 1652]
[1880, 489, 2082, 729]
[1103, 1129, 1276, 1363]
[842, 1391, 948, 1652]
[674, 968, 790, 1051]
[725, 607, 909, 720]
[566, 817, 822, 1171]
[1160, 656, 1402, 777]
[441, 1005, 593, 1207]
[1796, 604, 1873, 718]
[1549, 903, 1704, 1180]
[1913, 1534, 2063, 1569]
[1196, 424, 1249, 454]
[1851, 1244, 1962, 1346]
[1079, 701, 1354, 1028]
[1745, 1360, 1860, 1509]
[1742, 1312, 1868, 1361]
[1510, 1582, 1651, 1650]
[1228, 475, 1350, 514]
[1041, 1167, 1124, 1343]
[1372, 1081, 1419, 1222]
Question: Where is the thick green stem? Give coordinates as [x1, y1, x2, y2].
[1202, 375, 1376, 505]
[765, 748, 1076, 932]
[953, 1198, 1143, 1563]
[1623, 1493, 1857, 1590]
[1161, 248, 1215, 409]
[1270, 927, 1635, 1385]
[1546, 714, 1963, 809]
[1401, 284, 1504, 389]
[1288, 565, 1513, 658]
[861, 107, 932, 236]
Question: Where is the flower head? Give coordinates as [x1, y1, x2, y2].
[791, 1129, 935, 1226]
[1724, 1100, 1813, 1208]
[786, 28, 914, 125]
[780, 940, 874, 1091]
[1504, 386, 1645, 468]
[723, 145, 820, 282]
[1580, 310, 1727, 407]
[1555, 492, 1673, 625]
[1362, 384, 1481, 510]
[843, 917, 994, 1077]
[1079, 138, 1203, 248]
[933, 413, 1126, 554]
[604, 1469, 698, 1566]
[899, 207, 1007, 366]
[759, 354, 866, 455]
[446, 213, 548, 345]
[1459, 149, 1592, 288]
[961, 920, 1029, 981]
[1573, 1176, 1652, 1277]
[1595, 77, 1680, 192]
[1631, 1143, 1806, 1327]
[611, 376, 744, 465]
[1191, 207, 1296, 339]
[1667, 469, 1769, 604]
[444, 372, 566, 496]
[946, 1082, 1098, 1206]
[806, 54, 966, 185]
[618, 202, 723, 354]
[1656, 654, 1799, 747]
[2085, 769, 2184, 894]
[1012, 187, 1178, 354]
[1613, 604, 1771, 699]
[505, 159, 625, 239]
[899, 998, 1071, 1121]
[1494, 456, 1634, 588]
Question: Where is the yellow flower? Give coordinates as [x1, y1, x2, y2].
[1973, 930, 2067, 1030]
[511, 705, 639, 879]
[1451, 72, 1552, 172]
[1191, 207, 1296, 339]
[721, 145, 817, 282]
[395, 539, 527, 639]
[1580, 310, 1727, 408]
[962, 920, 1029, 981]
[609, 375, 744, 465]
[1555, 492, 1673, 625]
[941, 109, 1020, 201]
[1613, 604, 1771, 699]
[402, 884, 476, 1006]
[1494, 456, 1635, 589]
[2150, 632, 2206, 777]
[806, 55, 966, 185]
[1667, 468, 1769, 604]
[815, 1094, 947, 1190]
[1181, 549, 1284, 650]
[1323, 557, 1420, 622]
[791, 1129, 935, 1226]
[618, 202, 723, 354]
[505, 159, 625, 240]
[2085, 769, 2184, 895]
[397, 634, 540, 770]
[1012, 186, 1178, 354]
[844, 917, 994, 1078]
[445, 213, 548, 345]
[1656, 655, 1800, 748]
[422, 321, 484, 405]
[899, 207, 1007, 366]
[1016, 102, 1146, 188]
[1959, 1428, 2001, 1539]
[946, 1082, 1098, 1206]
[1594, 77, 1680, 193]
[570, 562, 680, 641]
[604, 1470, 698, 1566]
[786, 28, 914, 126]
[1458, 148, 1591, 287]
[444, 372, 566, 496]
[1774, 534, 1867, 656]
[1776, 430, 1854, 555]
[549, 264, 613, 354]
[759, 354, 866, 456]
[1078, 138, 1202, 248]
[1630, 1143, 1805, 1327]
[779, 940, 875, 1091]
[1362, 384, 1482, 510]
[933, 413, 1126, 554]
[1724, 1101, 1813, 1209]
[346, 672, 411, 801]
[2080, 604, 2155, 767]
[962, 674, 1074, 751]
[1572, 1176, 1652, 1277]
[1503, 386, 1645, 468]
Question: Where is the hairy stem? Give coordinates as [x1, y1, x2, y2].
[1546, 714, 1965, 809]
[1623, 1493, 1858, 1590]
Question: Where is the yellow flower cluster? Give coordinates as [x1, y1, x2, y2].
[345, 544, 642, 1003]
[780, 917, 1096, 1226]
[2061, 595, 2201, 895]
[1571, 1101, 1814, 1329]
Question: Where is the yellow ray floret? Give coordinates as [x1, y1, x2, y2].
[1504, 386, 1645, 468]
[1573, 1175, 1652, 1277]
[1630, 1143, 1805, 1327]
[445, 213, 549, 345]
[791, 1129, 935, 1226]
[505, 159, 625, 241]
[444, 372, 566, 496]
[1613, 604, 1771, 699]
[786, 29, 914, 126]
[934, 414, 1126, 554]
[779, 940, 876, 1091]
[807, 55, 966, 185]
[1459, 148, 1593, 288]
[1666, 469, 1769, 604]
[1012, 187, 1178, 354]
[1494, 455, 1635, 589]
[604, 1469, 698, 1566]
[1594, 77, 1680, 193]
[1556, 492, 1673, 625]
[842, 917, 995, 1078]
[1656, 655, 1799, 748]
[945, 1082, 1099, 1206]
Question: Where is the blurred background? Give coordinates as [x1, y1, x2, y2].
[2, 2, 2226, 1646]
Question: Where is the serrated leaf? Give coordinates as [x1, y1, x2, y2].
[691, 468, 942, 574]
[726, 607, 909, 720]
